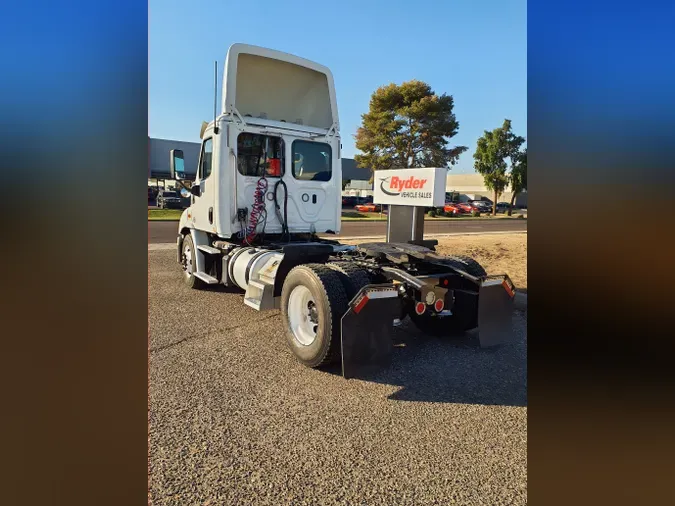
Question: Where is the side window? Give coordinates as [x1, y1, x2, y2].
[200, 138, 213, 180]
[237, 133, 284, 177]
[292, 141, 332, 181]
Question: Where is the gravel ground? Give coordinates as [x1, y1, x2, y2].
[149, 249, 527, 506]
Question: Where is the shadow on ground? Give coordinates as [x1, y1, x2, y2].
[325, 315, 527, 407]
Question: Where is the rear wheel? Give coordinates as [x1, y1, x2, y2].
[281, 264, 349, 367]
[327, 262, 371, 300]
[408, 255, 486, 336]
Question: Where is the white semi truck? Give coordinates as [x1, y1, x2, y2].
[170, 43, 516, 378]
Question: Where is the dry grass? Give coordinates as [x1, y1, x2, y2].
[342, 232, 528, 291]
[433, 233, 527, 291]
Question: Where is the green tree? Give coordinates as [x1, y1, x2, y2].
[508, 147, 527, 216]
[341, 179, 351, 191]
[473, 119, 524, 215]
[354, 80, 467, 172]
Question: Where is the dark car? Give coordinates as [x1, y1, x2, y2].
[468, 200, 492, 213]
[495, 202, 511, 213]
[156, 190, 183, 209]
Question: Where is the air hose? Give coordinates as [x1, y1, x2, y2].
[274, 179, 290, 242]
[245, 176, 268, 244]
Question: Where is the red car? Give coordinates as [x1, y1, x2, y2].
[354, 203, 380, 212]
[444, 203, 468, 214]
[455, 202, 474, 213]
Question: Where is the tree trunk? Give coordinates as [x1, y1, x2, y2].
[493, 190, 498, 216]
[508, 192, 517, 216]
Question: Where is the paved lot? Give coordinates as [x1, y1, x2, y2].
[149, 218, 527, 243]
[149, 249, 527, 505]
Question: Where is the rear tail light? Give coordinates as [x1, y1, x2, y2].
[415, 302, 426, 315]
[434, 298, 444, 312]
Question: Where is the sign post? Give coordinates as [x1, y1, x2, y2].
[372, 168, 447, 244]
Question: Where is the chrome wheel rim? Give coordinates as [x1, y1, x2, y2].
[288, 285, 318, 346]
[182, 242, 193, 277]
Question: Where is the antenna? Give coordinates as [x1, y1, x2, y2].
[213, 60, 219, 135]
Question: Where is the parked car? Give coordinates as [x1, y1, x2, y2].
[156, 190, 183, 209]
[354, 202, 382, 213]
[148, 186, 159, 202]
[455, 202, 474, 213]
[468, 200, 492, 213]
[495, 202, 511, 213]
[443, 203, 464, 215]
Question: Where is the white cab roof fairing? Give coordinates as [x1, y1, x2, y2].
[222, 44, 339, 132]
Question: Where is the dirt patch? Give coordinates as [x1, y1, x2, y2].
[342, 232, 527, 290]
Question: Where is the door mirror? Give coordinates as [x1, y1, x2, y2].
[170, 149, 186, 180]
[190, 184, 201, 197]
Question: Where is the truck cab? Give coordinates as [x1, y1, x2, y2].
[177, 43, 342, 241]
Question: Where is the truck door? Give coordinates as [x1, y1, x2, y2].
[283, 139, 337, 232]
[191, 136, 216, 232]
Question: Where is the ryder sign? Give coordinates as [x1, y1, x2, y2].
[372, 168, 446, 207]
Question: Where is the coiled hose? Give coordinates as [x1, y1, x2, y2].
[244, 176, 268, 244]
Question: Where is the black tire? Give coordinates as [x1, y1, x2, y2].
[327, 262, 371, 300]
[408, 255, 486, 336]
[180, 234, 204, 289]
[280, 263, 349, 368]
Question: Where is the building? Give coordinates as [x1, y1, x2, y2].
[445, 173, 527, 207]
[148, 137, 201, 189]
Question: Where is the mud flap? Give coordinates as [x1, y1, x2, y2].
[340, 284, 400, 379]
[477, 276, 516, 347]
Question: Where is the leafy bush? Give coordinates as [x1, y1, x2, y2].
[516, 214, 525, 219]
[427, 209, 437, 217]
[471, 210, 481, 217]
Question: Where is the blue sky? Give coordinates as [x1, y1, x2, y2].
[149, 0, 526, 174]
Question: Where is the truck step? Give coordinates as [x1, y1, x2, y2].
[248, 279, 267, 290]
[243, 297, 262, 310]
[193, 271, 219, 284]
[197, 245, 222, 255]
[244, 279, 275, 311]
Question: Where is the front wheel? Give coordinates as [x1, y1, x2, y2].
[180, 233, 204, 289]
[280, 264, 349, 368]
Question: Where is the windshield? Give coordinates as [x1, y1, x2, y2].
[162, 191, 177, 197]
